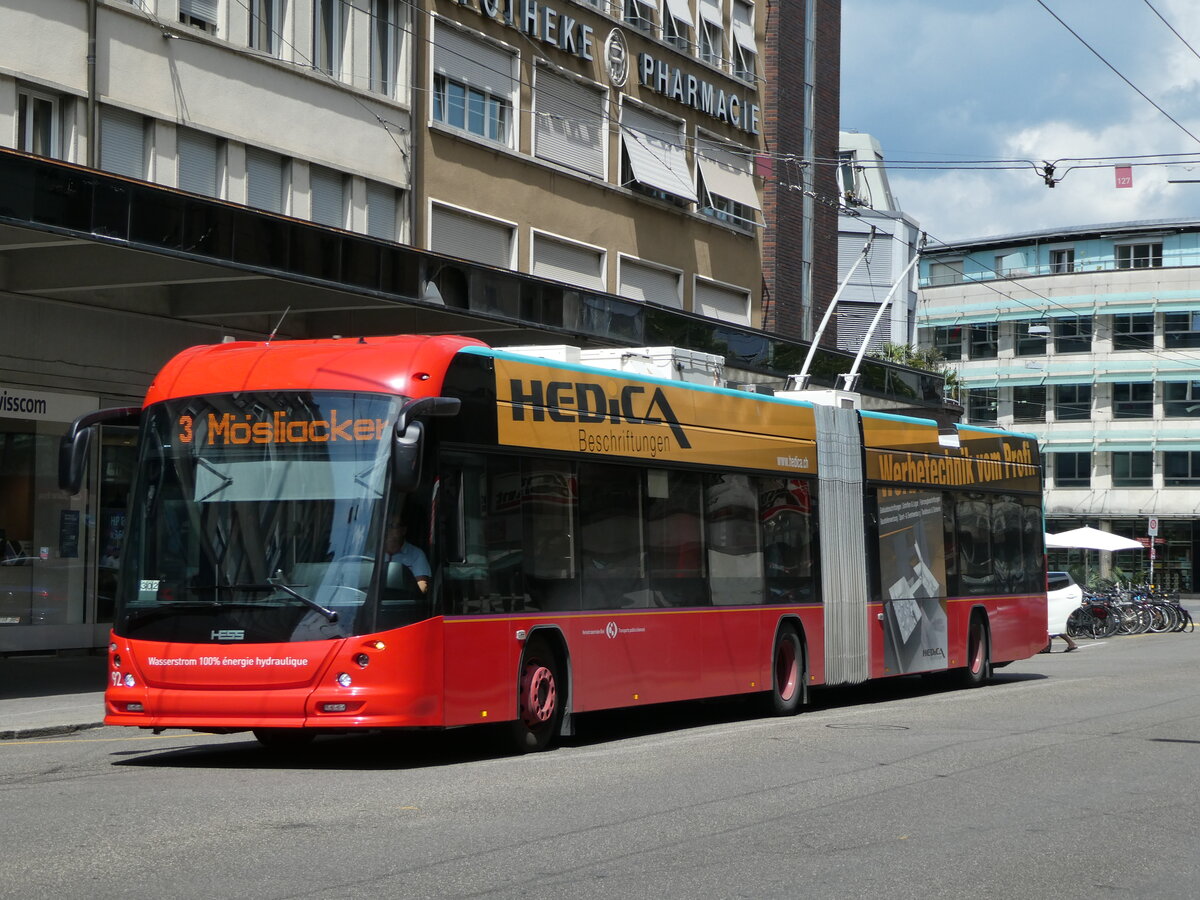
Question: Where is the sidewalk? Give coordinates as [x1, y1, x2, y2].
[0, 652, 108, 740]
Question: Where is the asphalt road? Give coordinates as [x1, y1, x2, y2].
[2, 631, 1198, 900]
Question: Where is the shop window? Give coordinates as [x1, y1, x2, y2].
[1116, 242, 1162, 269]
[1054, 452, 1090, 487]
[1054, 384, 1091, 420]
[1112, 382, 1152, 419]
[1112, 451, 1152, 487]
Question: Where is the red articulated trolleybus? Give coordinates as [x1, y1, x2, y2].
[61, 334, 1047, 750]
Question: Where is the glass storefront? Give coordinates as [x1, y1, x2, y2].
[1046, 517, 1196, 593]
[0, 385, 133, 651]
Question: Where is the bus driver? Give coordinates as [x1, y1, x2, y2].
[384, 519, 430, 594]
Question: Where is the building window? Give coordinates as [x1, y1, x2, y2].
[1112, 382, 1153, 419]
[1011, 386, 1045, 423]
[1116, 242, 1162, 269]
[179, 0, 219, 33]
[731, 0, 756, 82]
[177, 128, 221, 197]
[620, 104, 696, 206]
[696, 136, 759, 229]
[695, 279, 751, 325]
[99, 107, 146, 180]
[534, 70, 605, 178]
[624, 0, 656, 33]
[432, 27, 515, 148]
[967, 388, 997, 426]
[618, 257, 682, 308]
[430, 204, 514, 270]
[1050, 247, 1075, 274]
[532, 233, 605, 292]
[927, 260, 963, 285]
[1164, 381, 1200, 417]
[698, 0, 725, 69]
[433, 75, 509, 143]
[1054, 384, 1091, 420]
[968, 323, 997, 359]
[1112, 313, 1154, 351]
[370, 0, 402, 96]
[245, 146, 287, 213]
[1164, 451, 1200, 486]
[1112, 451, 1152, 487]
[365, 181, 399, 241]
[313, 0, 345, 76]
[1055, 452, 1090, 487]
[1164, 311, 1200, 349]
[17, 89, 60, 159]
[249, 0, 282, 54]
[1053, 316, 1091, 353]
[662, 0, 693, 51]
[309, 165, 346, 228]
[932, 325, 963, 359]
[1016, 321, 1048, 356]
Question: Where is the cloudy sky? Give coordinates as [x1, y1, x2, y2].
[840, 0, 1200, 245]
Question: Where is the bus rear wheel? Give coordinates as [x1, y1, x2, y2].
[959, 613, 992, 687]
[509, 638, 564, 753]
[768, 626, 805, 715]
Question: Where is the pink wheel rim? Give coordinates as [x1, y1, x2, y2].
[520, 662, 556, 726]
[776, 637, 798, 702]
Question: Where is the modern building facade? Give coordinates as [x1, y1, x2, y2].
[0, 0, 910, 655]
[918, 220, 1200, 591]
[834, 132, 921, 354]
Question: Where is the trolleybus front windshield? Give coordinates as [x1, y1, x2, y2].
[115, 391, 404, 643]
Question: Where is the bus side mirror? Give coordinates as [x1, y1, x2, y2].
[392, 397, 461, 493]
[58, 407, 142, 495]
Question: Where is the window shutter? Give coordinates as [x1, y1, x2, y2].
[621, 105, 697, 202]
[431, 206, 513, 269]
[178, 129, 219, 197]
[181, 0, 219, 25]
[535, 71, 605, 178]
[532, 234, 605, 290]
[433, 25, 515, 98]
[694, 280, 750, 324]
[836, 303, 884, 352]
[619, 259, 680, 306]
[246, 147, 284, 213]
[309, 166, 345, 228]
[366, 182, 398, 241]
[99, 107, 145, 179]
[695, 137, 759, 209]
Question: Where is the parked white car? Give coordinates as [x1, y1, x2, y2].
[1047, 571, 1083, 635]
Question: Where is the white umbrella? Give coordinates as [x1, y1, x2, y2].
[1045, 526, 1143, 552]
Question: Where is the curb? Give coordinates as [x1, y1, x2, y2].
[0, 722, 105, 741]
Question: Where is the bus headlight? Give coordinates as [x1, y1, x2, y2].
[123, 673, 136, 687]
[336, 672, 352, 688]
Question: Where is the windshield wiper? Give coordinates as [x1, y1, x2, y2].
[228, 578, 339, 623]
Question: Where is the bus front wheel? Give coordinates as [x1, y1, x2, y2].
[509, 638, 564, 753]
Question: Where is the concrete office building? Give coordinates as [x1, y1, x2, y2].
[918, 220, 1200, 590]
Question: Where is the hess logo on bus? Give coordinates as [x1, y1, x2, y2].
[177, 412, 390, 445]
